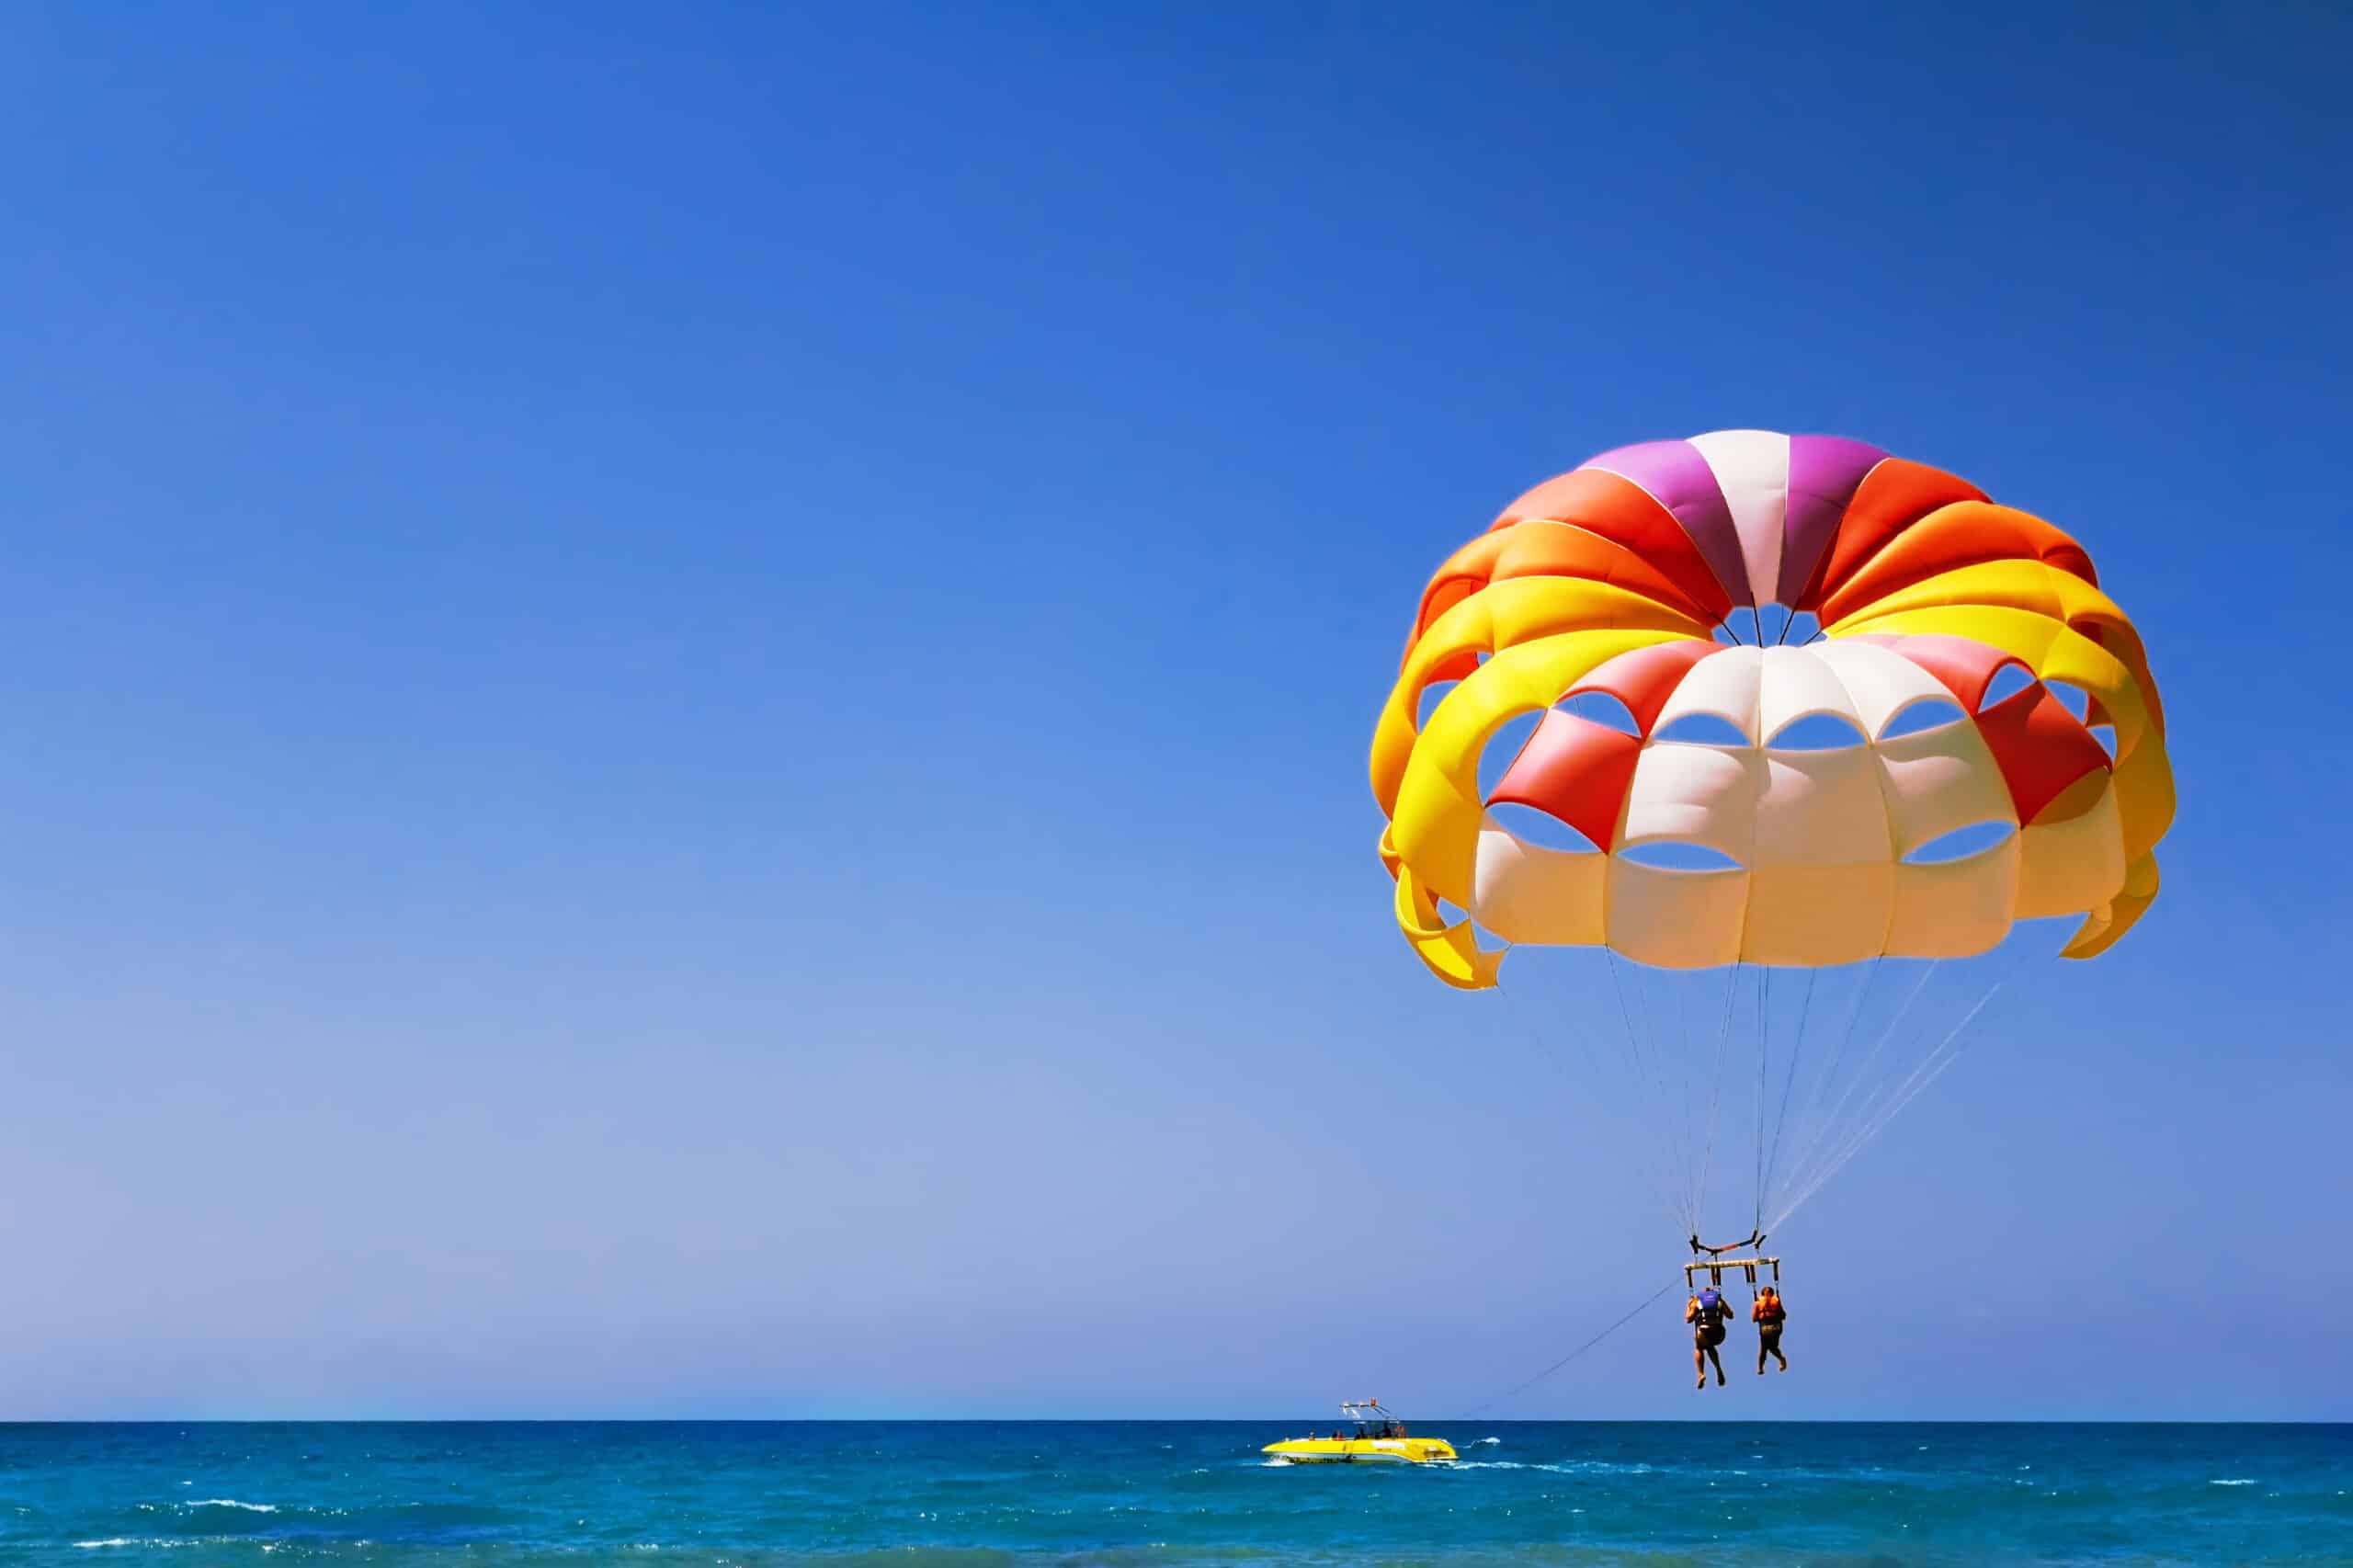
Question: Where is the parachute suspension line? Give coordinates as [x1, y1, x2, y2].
[1601, 948, 1690, 1233]
[1773, 959, 1940, 1210]
[1754, 965, 1774, 1236]
[1634, 959, 1697, 1233]
[1635, 954, 1706, 1240]
[1495, 971, 1574, 1089]
[1791, 956, 1882, 1167]
[1759, 965, 1818, 1219]
[1768, 957, 1881, 1230]
[1671, 963, 1703, 1233]
[1768, 947, 2035, 1232]
[1639, 957, 1700, 1239]
[1690, 959, 1742, 1237]
[1512, 962, 1681, 1233]
[1458, 1278, 1682, 1417]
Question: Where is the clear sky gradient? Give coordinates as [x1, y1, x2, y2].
[2, 3, 2347, 1420]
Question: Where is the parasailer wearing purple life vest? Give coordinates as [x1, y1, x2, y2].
[1685, 1286, 1731, 1389]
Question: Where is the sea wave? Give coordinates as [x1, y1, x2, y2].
[2211, 1477, 2259, 1486]
[188, 1499, 279, 1513]
[1448, 1460, 1660, 1476]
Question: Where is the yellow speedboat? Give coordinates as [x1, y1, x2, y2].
[1262, 1400, 1457, 1465]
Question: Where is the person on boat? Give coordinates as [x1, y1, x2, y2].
[1752, 1286, 1788, 1374]
[1686, 1286, 1731, 1388]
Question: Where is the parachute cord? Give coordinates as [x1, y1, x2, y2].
[1503, 966, 1683, 1234]
[1643, 961, 1700, 1240]
[1754, 965, 1773, 1236]
[1787, 957, 1881, 1189]
[1771, 960, 1938, 1213]
[1599, 951, 1689, 1233]
[1671, 969, 1699, 1239]
[1760, 966, 1817, 1219]
[1623, 955, 1686, 1212]
[1771, 959, 1878, 1230]
[1599, 941, 1694, 1233]
[1767, 941, 2040, 1233]
[1768, 974, 2009, 1232]
[1495, 971, 1573, 1090]
[1458, 1279, 1681, 1417]
[1691, 959, 1740, 1238]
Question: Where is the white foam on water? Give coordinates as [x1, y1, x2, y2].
[188, 1500, 277, 1513]
[2211, 1478, 2258, 1486]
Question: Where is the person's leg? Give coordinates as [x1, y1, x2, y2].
[1707, 1344, 1725, 1385]
[1693, 1343, 1706, 1389]
[1756, 1335, 1768, 1374]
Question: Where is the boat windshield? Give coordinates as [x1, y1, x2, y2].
[1337, 1401, 1411, 1440]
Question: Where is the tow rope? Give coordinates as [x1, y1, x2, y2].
[1458, 1278, 1680, 1417]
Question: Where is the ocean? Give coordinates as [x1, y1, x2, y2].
[0, 1421, 2343, 1565]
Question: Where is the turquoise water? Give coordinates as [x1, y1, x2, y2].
[0, 1422, 2345, 1565]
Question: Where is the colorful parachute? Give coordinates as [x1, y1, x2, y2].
[1373, 431, 2172, 989]
[1370, 432, 2175, 1239]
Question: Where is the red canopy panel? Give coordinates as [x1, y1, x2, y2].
[1488, 711, 1643, 851]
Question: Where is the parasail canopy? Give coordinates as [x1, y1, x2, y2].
[1371, 430, 2174, 993]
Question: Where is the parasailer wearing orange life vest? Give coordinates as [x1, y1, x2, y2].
[1752, 1286, 1788, 1374]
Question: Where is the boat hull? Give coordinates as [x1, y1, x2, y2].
[1262, 1437, 1457, 1465]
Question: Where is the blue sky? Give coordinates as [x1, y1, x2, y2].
[1, 1, 2346, 1421]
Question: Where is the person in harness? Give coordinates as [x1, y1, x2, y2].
[1685, 1285, 1731, 1388]
[1752, 1285, 1788, 1374]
